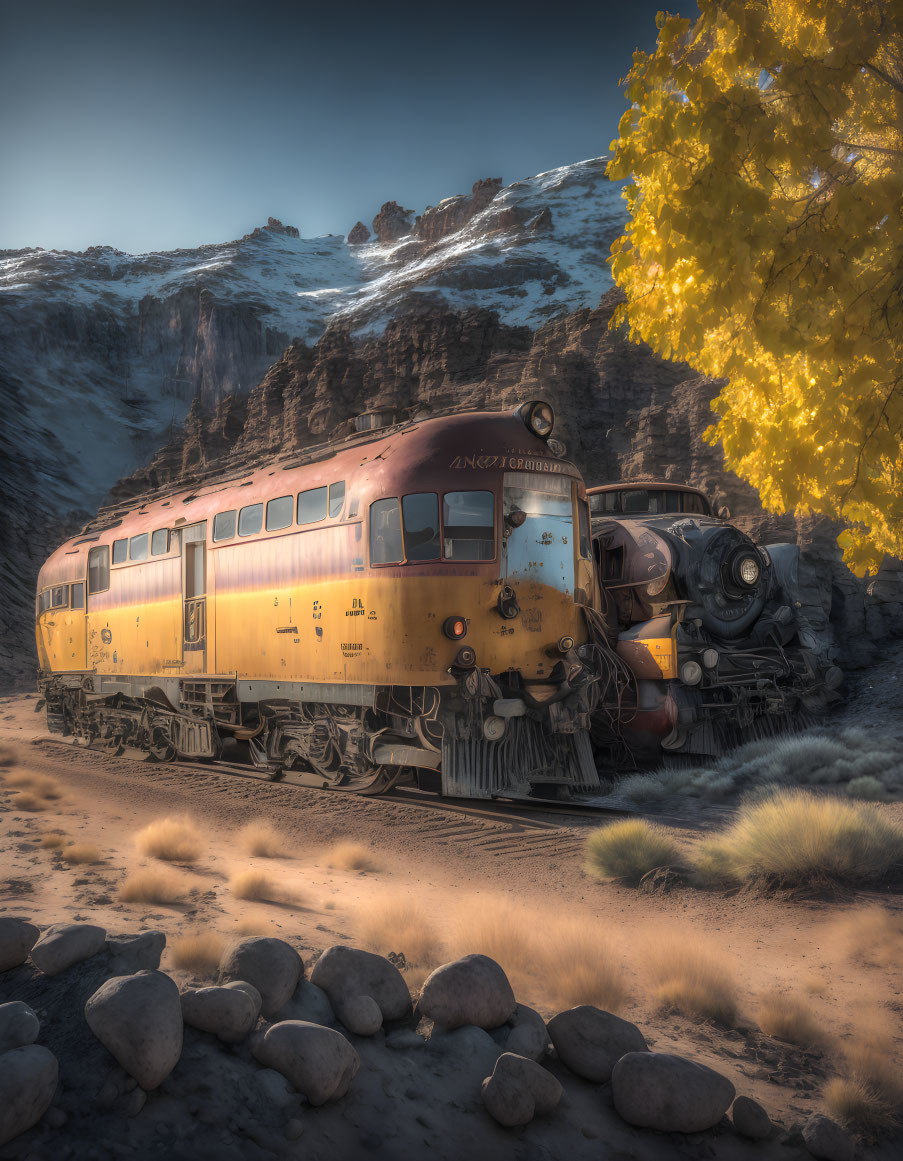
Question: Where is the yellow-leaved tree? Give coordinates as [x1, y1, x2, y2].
[607, 0, 902, 573]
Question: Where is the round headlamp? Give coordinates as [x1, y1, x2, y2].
[735, 555, 760, 587]
[680, 660, 703, 686]
[646, 574, 668, 597]
[517, 400, 555, 440]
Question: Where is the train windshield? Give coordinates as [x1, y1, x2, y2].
[502, 472, 575, 596]
[589, 488, 710, 516]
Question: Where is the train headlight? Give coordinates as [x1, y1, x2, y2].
[454, 645, 477, 668]
[680, 660, 703, 685]
[702, 648, 719, 669]
[735, 555, 760, 587]
[443, 616, 468, 640]
[646, 574, 668, 597]
[517, 400, 555, 439]
[557, 635, 575, 653]
[483, 715, 506, 741]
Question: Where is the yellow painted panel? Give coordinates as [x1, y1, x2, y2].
[638, 637, 677, 680]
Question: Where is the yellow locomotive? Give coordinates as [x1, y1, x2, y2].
[36, 403, 608, 798]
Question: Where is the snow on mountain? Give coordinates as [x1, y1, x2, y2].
[0, 157, 625, 518]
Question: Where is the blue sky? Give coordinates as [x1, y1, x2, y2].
[1, 0, 696, 253]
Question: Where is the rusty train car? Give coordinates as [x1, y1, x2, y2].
[587, 481, 841, 757]
[35, 403, 614, 799]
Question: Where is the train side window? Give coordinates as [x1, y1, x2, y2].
[151, 528, 169, 555]
[683, 493, 707, 514]
[70, 582, 85, 610]
[38, 590, 50, 614]
[665, 492, 682, 513]
[51, 585, 68, 608]
[329, 481, 346, 518]
[297, 486, 327, 525]
[130, 533, 149, 561]
[238, 504, 263, 536]
[369, 498, 403, 565]
[266, 495, 293, 531]
[112, 538, 128, 564]
[88, 546, 110, 593]
[603, 546, 624, 581]
[578, 500, 592, 558]
[402, 493, 440, 561]
[213, 510, 236, 541]
[442, 491, 495, 560]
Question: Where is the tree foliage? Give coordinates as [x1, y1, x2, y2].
[607, 0, 903, 573]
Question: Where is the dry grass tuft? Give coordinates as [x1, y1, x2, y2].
[644, 933, 741, 1026]
[354, 897, 441, 968]
[11, 791, 47, 812]
[328, 840, 378, 872]
[451, 897, 627, 1013]
[61, 843, 102, 864]
[39, 831, 67, 849]
[169, 930, 232, 976]
[0, 742, 19, 768]
[825, 1039, 903, 1135]
[135, 815, 203, 862]
[835, 904, 903, 968]
[238, 819, 288, 858]
[229, 869, 293, 903]
[6, 772, 61, 799]
[120, 867, 189, 904]
[698, 789, 903, 889]
[584, 819, 682, 885]
[755, 990, 828, 1049]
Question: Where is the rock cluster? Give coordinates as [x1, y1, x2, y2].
[414, 177, 502, 244]
[219, 936, 303, 1017]
[419, 953, 516, 1030]
[310, 944, 412, 1034]
[371, 200, 414, 242]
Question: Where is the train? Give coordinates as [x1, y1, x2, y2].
[34, 401, 834, 800]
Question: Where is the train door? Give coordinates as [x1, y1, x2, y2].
[502, 471, 576, 596]
[181, 523, 207, 674]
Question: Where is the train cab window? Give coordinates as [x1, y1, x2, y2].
[402, 493, 440, 561]
[329, 481, 346, 518]
[88, 545, 110, 593]
[112, 538, 128, 564]
[151, 528, 169, 555]
[129, 534, 149, 561]
[589, 491, 619, 515]
[683, 492, 708, 514]
[266, 495, 293, 531]
[238, 503, 263, 536]
[665, 492, 682, 513]
[442, 491, 495, 560]
[70, 582, 85, 610]
[602, 545, 624, 581]
[369, 498, 403, 565]
[38, 591, 50, 614]
[578, 500, 592, 558]
[297, 486, 327, 525]
[213, 510, 236, 541]
[51, 585, 68, 608]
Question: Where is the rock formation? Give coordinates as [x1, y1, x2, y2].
[346, 221, 370, 244]
[414, 177, 503, 243]
[371, 201, 414, 242]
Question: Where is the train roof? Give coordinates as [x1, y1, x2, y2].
[586, 481, 709, 497]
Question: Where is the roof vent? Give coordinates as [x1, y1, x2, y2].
[354, 410, 396, 434]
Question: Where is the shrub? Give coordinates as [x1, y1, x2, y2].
[755, 990, 827, 1049]
[120, 867, 188, 904]
[825, 1042, 902, 1134]
[238, 820, 287, 858]
[845, 776, 888, 801]
[328, 841, 378, 872]
[229, 869, 291, 902]
[135, 815, 203, 862]
[169, 931, 231, 976]
[11, 791, 46, 812]
[5, 772, 61, 799]
[585, 819, 682, 885]
[39, 832, 67, 849]
[0, 742, 19, 767]
[697, 789, 903, 889]
[836, 904, 903, 968]
[61, 843, 102, 864]
[355, 897, 441, 968]
[644, 934, 740, 1026]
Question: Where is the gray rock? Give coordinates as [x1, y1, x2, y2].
[219, 937, 303, 1018]
[0, 1001, 39, 1052]
[251, 1020, 359, 1105]
[505, 1004, 550, 1061]
[386, 1029, 426, 1050]
[121, 1087, 146, 1117]
[612, 1052, 736, 1133]
[284, 1117, 304, 1140]
[84, 970, 183, 1089]
[732, 1095, 772, 1140]
[106, 931, 166, 974]
[419, 954, 515, 1030]
[481, 1052, 562, 1127]
[0, 918, 40, 972]
[30, 922, 106, 976]
[277, 979, 335, 1026]
[310, 945, 412, 1033]
[222, 979, 263, 1010]
[548, 1005, 647, 1083]
[802, 1114, 856, 1161]
[180, 983, 259, 1043]
[0, 1045, 59, 1146]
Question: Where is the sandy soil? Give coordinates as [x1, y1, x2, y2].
[1, 690, 902, 1158]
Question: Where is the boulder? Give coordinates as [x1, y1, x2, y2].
[481, 1052, 562, 1128]
[419, 954, 515, 1030]
[371, 201, 414, 243]
[84, 970, 183, 1089]
[180, 983, 260, 1043]
[277, 979, 335, 1026]
[219, 937, 303, 1018]
[222, 979, 263, 1011]
[505, 1003, 550, 1061]
[251, 1020, 359, 1105]
[612, 1052, 736, 1133]
[732, 1095, 772, 1140]
[106, 930, 166, 974]
[0, 1001, 39, 1052]
[802, 1114, 856, 1161]
[0, 917, 40, 972]
[30, 922, 106, 976]
[310, 945, 411, 1034]
[0, 1045, 59, 1146]
[547, 1005, 647, 1083]
[346, 221, 370, 245]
